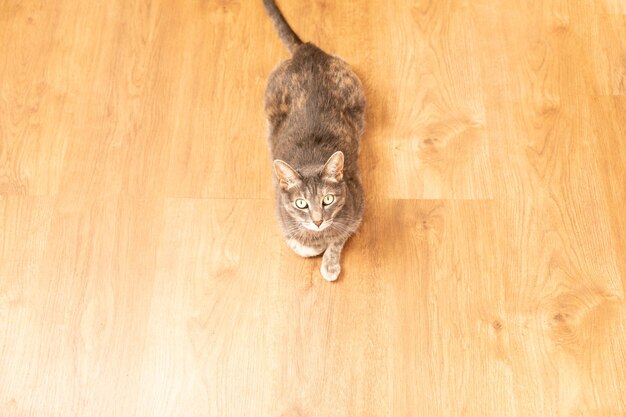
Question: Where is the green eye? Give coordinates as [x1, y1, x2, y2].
[295, 199, 308, 209]
[322, 194, 335, 205]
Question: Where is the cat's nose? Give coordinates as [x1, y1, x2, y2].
[313, 220, 323, 228]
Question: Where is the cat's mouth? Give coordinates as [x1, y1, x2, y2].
[303, 220, 331, 232]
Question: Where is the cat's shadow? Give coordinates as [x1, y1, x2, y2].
[355, 68, 387, 197]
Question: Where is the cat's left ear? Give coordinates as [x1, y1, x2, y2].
[321, 151, 344, 182]
[273, 159, 302, 190]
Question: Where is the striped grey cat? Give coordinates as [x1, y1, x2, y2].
[263, 0, 365, 281]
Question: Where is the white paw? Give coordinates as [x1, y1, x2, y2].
[321, 262, 340, 282]
[287, 239, 324, 258]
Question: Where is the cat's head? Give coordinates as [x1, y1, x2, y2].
[273, 151, 346, 232]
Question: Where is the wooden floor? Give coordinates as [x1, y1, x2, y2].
[1, 0, 626, 415]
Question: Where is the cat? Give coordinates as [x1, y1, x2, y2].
[263, 0, 366, 281]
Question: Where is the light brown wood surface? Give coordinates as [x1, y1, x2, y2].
[1, 0, 626, 415]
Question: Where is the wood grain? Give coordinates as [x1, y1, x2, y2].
[1, 0, 625, 415]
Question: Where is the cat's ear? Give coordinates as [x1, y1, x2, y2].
[273, 160, 301, 190]
[321, 151, 344, 182]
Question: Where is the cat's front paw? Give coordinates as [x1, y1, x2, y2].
[321, 261, 341, 282]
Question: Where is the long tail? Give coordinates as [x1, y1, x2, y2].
[263, 0, 303, 53]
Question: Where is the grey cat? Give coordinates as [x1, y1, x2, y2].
[263, 0, 366, 281]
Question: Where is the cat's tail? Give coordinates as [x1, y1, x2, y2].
[263, 0, 303, 53]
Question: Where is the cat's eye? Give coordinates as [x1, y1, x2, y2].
[322, 194, 335, 206]
[294, 199, 308, 209]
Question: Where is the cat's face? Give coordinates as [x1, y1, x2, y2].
[274, 151, 346, 232]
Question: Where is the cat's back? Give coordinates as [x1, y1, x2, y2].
[264, 43, 365, 146]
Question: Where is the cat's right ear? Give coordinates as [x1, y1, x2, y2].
[321, 151, 344, 182]
[273, 160, 301, 190]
